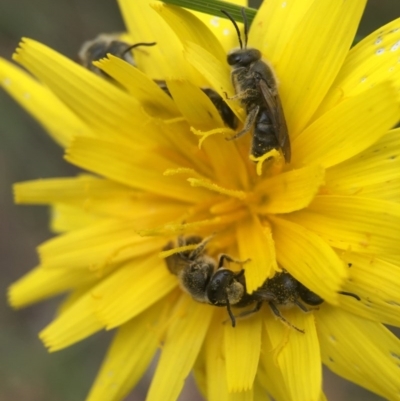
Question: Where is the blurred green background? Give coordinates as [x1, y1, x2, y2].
[0, 0, 399, 400]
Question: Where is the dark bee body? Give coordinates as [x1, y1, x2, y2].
[163, 236, 247, 326]
[163, 237, 360, 331]
[245, 271, 324, 333]
[223, 9, 291, 162]
[246, 271, 360, 332]
[79, 35, 236, 128]
[201, 87, 238, 129]
[78, 34, 139, 77]
[252, 271, 324, 308]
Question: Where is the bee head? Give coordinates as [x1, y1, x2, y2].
[206, 268, 245, 306]
[227, 48, 261, 67]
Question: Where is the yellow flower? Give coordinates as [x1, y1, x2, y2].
[2, 0, 400, 400]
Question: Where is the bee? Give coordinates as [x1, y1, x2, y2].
[201, 87, 238, 129]
[79, 34, 237, 129]
[240, 271, 360, 333]
[163, 236, 249, 327]
[222, 9, 291, 163]
[164, 237, 360, 331]
[78, 33, 156, 77]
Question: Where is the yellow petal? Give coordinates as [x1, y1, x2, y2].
[270, 215, 346, 304]
[265, 308, 321, 401]
[193, 0, 246, 53]
[236, 215, 278, 293]
[199, 138, 250, 192]
[204, 312, 230, 401]
[256, 164, 325, 214]
[56, 285, 92, 315]
[39, 220, 164, 269]
[291, 82, 400, 169]
[94, 255, 177, 329]
[14, 175, 134, 204]
[85, 301, 164, 401]
[188, 178, 246, 199]
[95, 55, 179, 118]
[317, 18, 400, 116]
[224, 313, 262, 392]
[160, 119, 216, 178]
[277, 0, 366, 136]
[152, 3, 226, 63]
[249, 0, 314, 65]
[185, 41, 244, 120]
[166, 79, 225, 130]
[252, 378, 272, 401]
[0, 58, 90, 147]
[290, 195, 400, 254]
[193, 346, 208, 401]
[146, 295, 213, 401]
[325, 129, 400, 197]
[39, 288, 104, 351]
[381, 254, 400, 266]
[318, 305, 400, 400]
[229, 389, 253, 401]
[117, 0, 204, 84]
[319, 392, 329, 401]
[356, 179, 400, 202]
[206, 323, 257, 401]
[13, 39, 145, 144]
[257, 316, 291, 401]
[50, 204, 105, 233]
[66, 136, 210, 203]
[15, 176, 188, 223]
[8, 266, 95, 309]
[338, 252, 400, 327]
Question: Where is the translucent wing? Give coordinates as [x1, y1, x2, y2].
[257, 78, 291, 163]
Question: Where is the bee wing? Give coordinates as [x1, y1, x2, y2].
[257, 79, 291, 163]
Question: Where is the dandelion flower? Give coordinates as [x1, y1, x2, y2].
[2, 0, 400, 400]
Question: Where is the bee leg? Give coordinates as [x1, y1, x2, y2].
[226, 105, 259, 141]
[268, 302, 305, 334]
[225, 297, 236, 327]
[293, 299, 310, 312]
[189, 235, 214, 260]
[218, 254, 251, 268]
[223, 89, 255, 101]
[230, 301, 263, 322]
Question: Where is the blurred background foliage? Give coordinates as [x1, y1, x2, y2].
[0, 0, 399, 400]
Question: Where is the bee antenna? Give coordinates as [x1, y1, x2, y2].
[241, 7, 249, 48]
[225, 296, 236, 327]
[221, 10, 243, 49]
[121, 41, 157, 57]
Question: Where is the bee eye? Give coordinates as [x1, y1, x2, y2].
[227, 53, 242, 65]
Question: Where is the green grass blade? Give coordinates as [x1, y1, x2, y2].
[161, 0, 257, 25]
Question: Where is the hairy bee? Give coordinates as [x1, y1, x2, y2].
[222, 9, 291, 162]
[163, 237, 360, 330]
[79, 34, 236, 128]
[163, 236, 248, 327]
[78, 33, 156, 77]
[240, 271, 360, 333]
